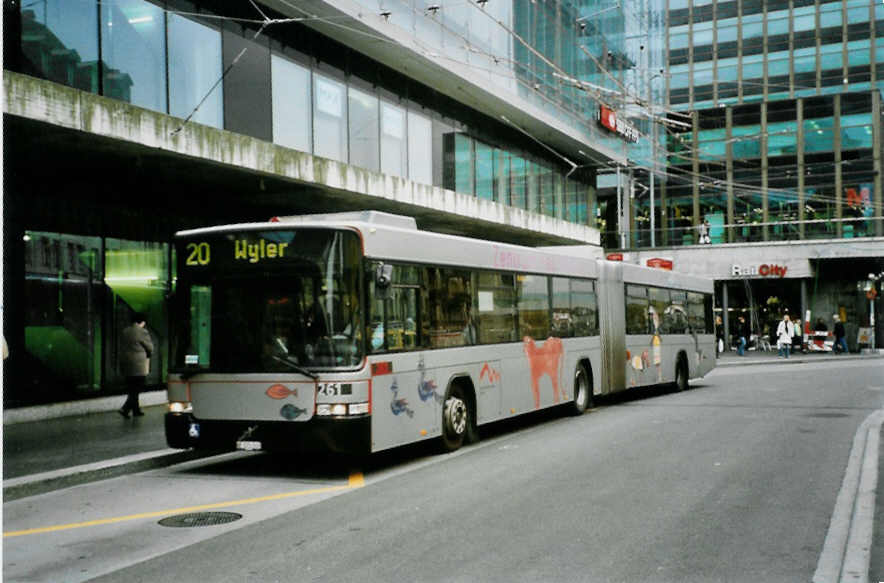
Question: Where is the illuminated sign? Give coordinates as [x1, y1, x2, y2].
[731, 264, 788, 277]
[234, 239, 289, 263]
[646, 258, 673, 270]
[597, 106, 639, 143]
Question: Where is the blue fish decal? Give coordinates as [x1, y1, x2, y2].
[280, 404, 307, 420]
[389, 378, 414, 418]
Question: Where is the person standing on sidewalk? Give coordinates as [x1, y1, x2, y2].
[119, 313, 153, 418]
[833, 314, 848, 354]
[736, 315, 749, 356]
[776, 313, 794, 358]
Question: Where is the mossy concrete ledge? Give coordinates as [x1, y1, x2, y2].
[3, 71, 598, 244]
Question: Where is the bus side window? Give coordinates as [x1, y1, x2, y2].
[625, 285, 649, 335]
[570, 279, 597, 336]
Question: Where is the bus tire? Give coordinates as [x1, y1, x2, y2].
[441, 384, 469, 452]
[569, 364, 592, 415]
[674, 354, 689, 392]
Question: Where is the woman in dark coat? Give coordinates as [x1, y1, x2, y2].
[119, 313, 153, 418]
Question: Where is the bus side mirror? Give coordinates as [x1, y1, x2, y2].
[376, 263, 393, 289]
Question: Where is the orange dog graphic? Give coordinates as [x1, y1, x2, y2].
[523, 337, 565, 409]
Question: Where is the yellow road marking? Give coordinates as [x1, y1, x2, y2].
[4, 472, 365, 538]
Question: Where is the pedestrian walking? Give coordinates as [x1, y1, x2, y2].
[736, 315, 749, 356]
[833, 314, 848, 354]
[119, 313, 153, 418]
[776, 313, 794, 358]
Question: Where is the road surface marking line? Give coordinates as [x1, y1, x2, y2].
[3, 472, 365, 538]
[813, 409, 884, 583]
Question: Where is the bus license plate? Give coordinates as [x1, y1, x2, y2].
[236, 440, 262, 451]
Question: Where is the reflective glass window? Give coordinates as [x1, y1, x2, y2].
[380, 102, 406, 177]
[626, 285, 648, 335]
[407, 110, 432, 185]
[313, 74, 347, 163]
[21, 0, 99, 93]
[100, 0, 165, 111]
[423, 268, 474, 349]
[571, 279, 598, 336]
[476, 141, 494, 200]
[517, 275, 550, 340]
[348, 87, 379, 172]
[168, 14, 223, 129]
[493, 148, 510, 205]
[511, 155, 526, 209]
[551, 277, 572, 338]
[271, 54, 311, 152]
[477, 272, 516, 344]
[454, 133, 474, 195]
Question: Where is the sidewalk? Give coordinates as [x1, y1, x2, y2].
[2, 395, 213, 501]
[716, 349, 884, 367]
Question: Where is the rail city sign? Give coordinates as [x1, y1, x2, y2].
[597, 106, 639, 143]
[731, 263, 788, 277]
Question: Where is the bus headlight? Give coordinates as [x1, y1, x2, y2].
[168, 401, 193, 414]
[348, 402, 370, 415]
[316, 402, 370, 416]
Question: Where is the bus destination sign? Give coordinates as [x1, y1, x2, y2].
[181, 234, 293, 268]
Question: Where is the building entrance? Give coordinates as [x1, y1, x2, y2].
[717, 278, 805, 351]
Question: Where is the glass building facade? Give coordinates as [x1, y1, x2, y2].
[631, 0, 884, 248]
[6, 0, 665, 406]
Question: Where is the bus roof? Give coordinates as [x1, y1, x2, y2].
[176, 211, 710, 290]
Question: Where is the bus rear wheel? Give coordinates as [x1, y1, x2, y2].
[674, 356, 689, 392]
[441, 384, 469, 452]
[569, 365, 592, 415]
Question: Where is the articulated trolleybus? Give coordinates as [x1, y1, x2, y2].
[166, 211, 715, 454]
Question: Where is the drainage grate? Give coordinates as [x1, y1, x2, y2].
[158, 512, 243, 528]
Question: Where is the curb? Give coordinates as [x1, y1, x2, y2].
[3, 390, 169, 425]
[717, 354, 884, 367]
[2, 448, 218, 502]
[813, 409, 884, 583]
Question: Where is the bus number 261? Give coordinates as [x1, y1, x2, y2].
[185, 242, 211, 266]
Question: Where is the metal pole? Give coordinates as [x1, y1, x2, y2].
[616, 165, 622, 248]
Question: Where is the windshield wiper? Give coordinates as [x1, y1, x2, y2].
[271, 355, 319, 380]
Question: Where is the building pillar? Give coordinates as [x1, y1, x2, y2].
[788, 0, 795, 100]
[814, 0, 821, 92]
[692, 110, 700, 242]
[660, 174, 669, 246]
[737, 0, 744, 102]
[834, 93, 842, 238]
[726, 106, 735, 243]
[874, 90, 883, 237]
[722, 282, 730, 352]
[761, 102, 769, 241]
[800, 279, 808, 336]
[797, 99, 806, 239]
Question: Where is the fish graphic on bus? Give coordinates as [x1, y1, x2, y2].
[389, 378, 414, 418]
[416, 356, 442, 403]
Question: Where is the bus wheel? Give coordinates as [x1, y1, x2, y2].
[674, 356, 689, 392]
[569, 365, 592, 415]
[442, 385, 469, 452]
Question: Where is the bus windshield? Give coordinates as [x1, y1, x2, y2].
[171, 228, 363, 372]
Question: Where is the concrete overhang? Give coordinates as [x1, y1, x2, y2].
[618, 238, 884, 280]
[3, 71, 600, 247]
[262, 0, 625, 166]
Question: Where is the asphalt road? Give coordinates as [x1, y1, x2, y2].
[5, 359, 884, 582]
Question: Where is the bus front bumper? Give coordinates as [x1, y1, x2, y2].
[165, 412, 371, 455]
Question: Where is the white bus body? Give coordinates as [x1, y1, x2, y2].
[165, 211, 714, 454]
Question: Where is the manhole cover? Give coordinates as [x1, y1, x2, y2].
[805, 413, 849, 419]
[158, 512, 242, 528]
